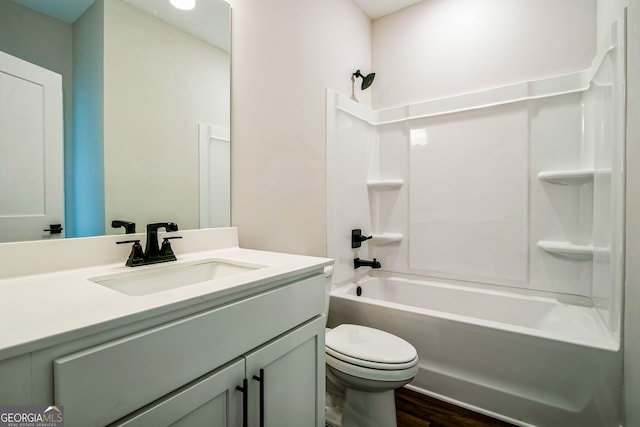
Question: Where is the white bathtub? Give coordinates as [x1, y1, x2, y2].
[327, 273, 622, 427]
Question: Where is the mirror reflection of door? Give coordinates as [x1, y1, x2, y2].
[0, 51, 64, 242]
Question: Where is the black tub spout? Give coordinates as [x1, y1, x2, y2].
[354, 258, 381, 269]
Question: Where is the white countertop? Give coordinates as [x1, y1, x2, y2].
[0, 228, 333, 360]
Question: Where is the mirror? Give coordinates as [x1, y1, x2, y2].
[0, 0, 230, 242]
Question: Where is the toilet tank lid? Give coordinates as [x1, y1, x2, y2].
[325, 324, 417, 364]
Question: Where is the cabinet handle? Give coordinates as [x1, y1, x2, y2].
[236, 379, 248, 427]
[252, 369, 265, 427]
[44, 224, 63, 234]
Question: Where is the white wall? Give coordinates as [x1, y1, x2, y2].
[598, 0, 628, 42]
[104, 0, 229, 232]
[72, 0, 105, 237]
[229, 0, 596, 257]
[230, 0, 372, 257]
[372, 0, 596, 109]
[622, 0, 640, 425]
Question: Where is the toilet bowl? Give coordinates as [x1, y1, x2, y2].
[324, 324, 418, 427]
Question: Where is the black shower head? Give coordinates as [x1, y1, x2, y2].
[353, 70, 375, 90]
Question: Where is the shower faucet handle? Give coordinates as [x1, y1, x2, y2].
[352, 229, 373, 248]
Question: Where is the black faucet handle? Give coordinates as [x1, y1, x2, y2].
[161, 236, 182, 257]
[117, 239, 145, 267]
[112, 220, 136, 234]
[352, 229, 373, 248]
[116, 239, 140, 245]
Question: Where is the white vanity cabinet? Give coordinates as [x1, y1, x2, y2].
[1, 270, 327, 427]
[112, 317, 325, 427]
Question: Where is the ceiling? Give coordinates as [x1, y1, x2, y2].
[10, 0, 230, 52]
[354, 0, 424, 19]
[11, 0, 94, 23]
[11, 0, 421, 27]
[9, 0, 419, 51]
[124, 0, 230, 51]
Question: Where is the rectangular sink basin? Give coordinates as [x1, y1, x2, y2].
[89, 259, 265, 296]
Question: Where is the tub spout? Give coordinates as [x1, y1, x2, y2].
[354, 257, 381, 269]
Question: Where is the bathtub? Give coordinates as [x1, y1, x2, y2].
[327, 273, 622, 427]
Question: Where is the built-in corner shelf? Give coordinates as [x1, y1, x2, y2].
[537, 169, 614, 262]
[537, 169, 610, 186]
[367, 179, 404, 191]
[537, 240, 610, 260]
[371, 233, 403, 245]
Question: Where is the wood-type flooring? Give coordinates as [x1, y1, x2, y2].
[395, 387, 517, 427]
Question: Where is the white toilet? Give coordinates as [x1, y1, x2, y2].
[323, 271, 419, 427]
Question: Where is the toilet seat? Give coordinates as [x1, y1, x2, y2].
[325, 346, 418, 370]
[325, 324, 417, 365]
[325, 324, 418, 381]
[325, 352, 418, 382]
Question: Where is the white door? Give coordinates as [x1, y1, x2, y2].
[0, 50, 64, 242]
[199, 123, 230, 228]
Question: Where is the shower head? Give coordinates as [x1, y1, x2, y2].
[353, 70, 375, 90]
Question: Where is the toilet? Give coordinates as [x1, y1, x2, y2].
[323, 270, 419, 427]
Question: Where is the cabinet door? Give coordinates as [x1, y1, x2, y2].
[112, 358, 245, 427]
[245, 316, 325, 427]
[0, 354, 31, 404]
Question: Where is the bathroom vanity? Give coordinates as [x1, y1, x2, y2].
[0, 228, 332, 426]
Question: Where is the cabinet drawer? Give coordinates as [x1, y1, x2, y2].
[54, 273, 324, 427]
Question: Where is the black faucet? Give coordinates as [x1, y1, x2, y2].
[144, 222, 180, 262]
[354, 258, 381, 269]
[111, 220, 136, 234]
[117, 222, 181, 267]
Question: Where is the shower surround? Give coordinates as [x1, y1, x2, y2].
[326, 18, 625, 427]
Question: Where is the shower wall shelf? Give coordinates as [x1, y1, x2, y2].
[366, 180, 403, 249]
[367, 179, 404, 191]
[537, 169, 611, 186]
[537, 240, 610, 260]
[371, 233, 403, 245]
